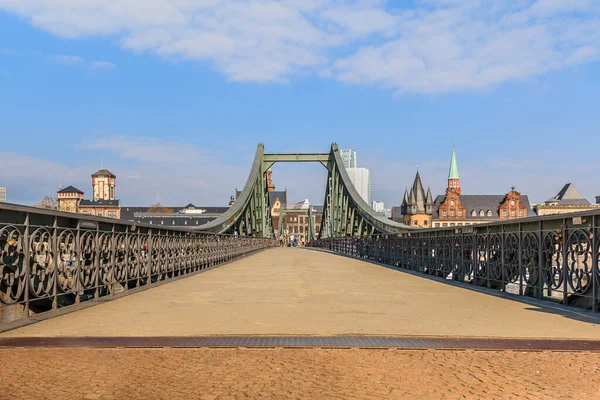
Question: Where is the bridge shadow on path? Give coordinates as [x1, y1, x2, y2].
[319, 248, 600, 328]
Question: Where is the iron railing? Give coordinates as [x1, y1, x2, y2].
[0, 203, 277, 325]
[311, 210, 600, 312]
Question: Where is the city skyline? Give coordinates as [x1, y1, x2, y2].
[1, 2, 599, 207]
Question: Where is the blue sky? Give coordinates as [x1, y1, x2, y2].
[1, 0, 599, 207]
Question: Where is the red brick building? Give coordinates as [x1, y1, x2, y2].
[432, 148, 531, 228]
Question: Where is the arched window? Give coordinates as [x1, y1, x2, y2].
[479, 210, 484, 217]
[487, 210, 492, 217]
[471, 210, 477, 217]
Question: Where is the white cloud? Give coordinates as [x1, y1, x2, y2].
[51, 54, 83, 65]
[0, 135, 255, 206]
[334, 1, 600, 93]
[50, 53, 117, 70]
[90, 60, 116, 69]
[1, 0, 599, 92]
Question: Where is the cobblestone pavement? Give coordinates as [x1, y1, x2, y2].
[2, 348, 599, 400]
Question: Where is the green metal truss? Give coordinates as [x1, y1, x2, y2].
[197, 143, 413, 237]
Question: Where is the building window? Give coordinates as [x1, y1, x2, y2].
[479, 210, 484, 217]
[510, 210, 515, 217]
[184, 221, 188, 225]
[450, 223, 455, 226]
[97, 212, 103, 217]
[435, 223, 440, 227]
[471, 210, 477, 217]
[442, 223, 448, 227]
[149, 221, 152, 225]
[423, 220, 428, 226]
[503, 210, 508, 217]
[487, 210, 492, 217]
[450, 210, 455, 217]
[442, 211, 447, 217]
[519, 210, 523, 217]
[108, 211, 117, 218]
[458, 210, 463, 216]
[161, 221, 164, 225]
[172, 221, 175, 225]
[413, 220, 418, 226]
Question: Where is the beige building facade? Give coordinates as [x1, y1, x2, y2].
[57, 169, 121, 218]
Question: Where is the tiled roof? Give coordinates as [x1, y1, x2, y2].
[92, 169, 116, 178]
[58, 185, 84, 194]
[269, 191, 287, 207]
[79, 199, 120, 207]
[433, 194, 532, 220]
[119, 206, 229, 221]
[545, 183, 590, 206]
[134, 215, 218, 227]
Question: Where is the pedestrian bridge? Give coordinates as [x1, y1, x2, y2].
[1, 142, 600, 333]
[2, 248, 599, 340]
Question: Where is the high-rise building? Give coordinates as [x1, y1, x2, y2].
[372, 201, 384, 212]
[346, 167, 372, 205]
[0, 187, 6, 203]
[340, 149, 357, 169]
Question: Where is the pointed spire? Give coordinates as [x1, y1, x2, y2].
[426, 186, 433, 204]
[401, 188, 409, 207]
[409, 187, 417, 205]
[448, 147, 459, 180]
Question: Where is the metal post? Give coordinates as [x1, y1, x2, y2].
[500, 225, 505, 292]
[537, 220, 544, 300]
[518, 222, 523, 296]
[52, 215, 58, 310]
[23, 212, 30, 318]
[592, 215, 598, 313]
[147, 229, 153, 285]
[94, 223, 100, 299]
[75, 220, 81, 304]
[124, 225, 129, 293]
[486, 226, 491, 289]
[562, 218, 568, 305]
[471, 230, 477, 286]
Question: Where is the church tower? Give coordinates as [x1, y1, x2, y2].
[446, 147, 461, 195]
[402, 170, 433, 228]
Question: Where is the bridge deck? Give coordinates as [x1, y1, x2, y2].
[2, 248, 599, 339]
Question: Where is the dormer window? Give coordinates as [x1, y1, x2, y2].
[487, 210, 492, 217]
[471, 210, 477, 217]
[479, 210, 484, 217]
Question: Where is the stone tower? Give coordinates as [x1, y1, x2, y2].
[57, 186, 84, 213]
[266, 169, 275, 193]
[92, 169, 116, 201]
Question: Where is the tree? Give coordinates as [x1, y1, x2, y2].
[147, 203, 174, 214]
